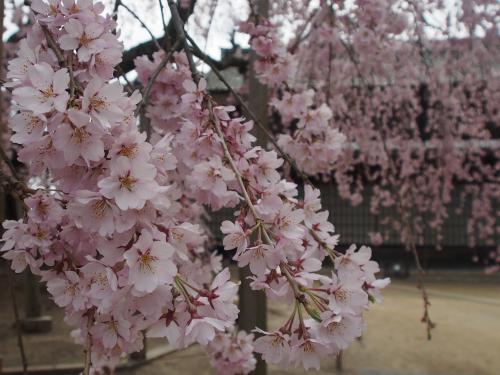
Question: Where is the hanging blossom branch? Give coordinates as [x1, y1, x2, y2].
[148, 0, 390, 370]
[237, 0, 497, 334]
[186, 33, 314, 186]
[240, 0, 500, 270]
[1, 0, 389, 373]
[1, 1, 242, 372]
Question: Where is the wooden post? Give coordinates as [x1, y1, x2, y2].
[238, 267, 267, 375]
[247, 0, 270, 146]
[129, 337, 147, 361]
[24, 271, 42, 318]
[238, 2, 269, 375]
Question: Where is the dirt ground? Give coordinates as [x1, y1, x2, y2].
[1, 274, 499, 375]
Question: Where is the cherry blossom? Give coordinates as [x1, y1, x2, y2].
[98, 157, 160, 210]
[123, 230, 176, 293]
[0, 1, 394, 372]
[52, 109, 104, 165]
[59, 18, 106, 62]
[13, 63, 69, 115]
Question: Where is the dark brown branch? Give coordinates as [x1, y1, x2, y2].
[40, 25, 65, 63]
[0, 170, 34, 200]
[159, 0, 169, 48]
[118, 0, 197, 73]
[0, 146, 21, 181]
[167, 0, 199, 82]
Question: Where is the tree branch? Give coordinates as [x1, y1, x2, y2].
[159, 0, 169, 48]
[82, 312, 94, 375]
[118, 0, 197, 73]
[166, 0, 199, 81]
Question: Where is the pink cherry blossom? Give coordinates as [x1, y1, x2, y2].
[253, 328, 290, 365]
[52, 109, 105, 165]
[98, 157, 160, 210]
[123, 230, 176, 293]
[82, 78, 126, 128]
[13, 63, 69, 115]
[59, 18, 106, 61]
[221, 220, 248, 254]
[46, 271, 87, 310]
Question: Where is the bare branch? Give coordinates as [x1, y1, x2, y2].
[159, 0, 169, 47]
[0, 146, 21, 181]
[118, 0, 198, 73]
[0, 169, 34, 201]
[82, 312, 94, 375]
[166, 0, 200, 82]
[116, 65, 136, 94]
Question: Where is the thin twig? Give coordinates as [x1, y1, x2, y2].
[158, 0, 169, 47]
[116, 65, 136, 94]
[112, 0, 120, 22]
[82, 313, 94, 375]
[339, 38, 368, 87]
[287, 8, 319, 54]
[118, 0, 162, 51]
[407, 0, 433, 75]
[68, 53, 75, 100]
[400, 205, 435, 339]
[166, 0, 200, 81]
[40, 25, 65, 64]
[200, 0, 218, 52]
[208, 100, 259, 220]
[6, 268, 28, 375]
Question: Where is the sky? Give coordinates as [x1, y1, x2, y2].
[3, 0, 497, 65]
[3, 0, 252, 61]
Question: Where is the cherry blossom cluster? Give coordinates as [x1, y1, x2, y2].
[241, 2, 500, 266]
[1, 0, 390, 371]
[204, 329, 256, 375]
[136, 51, 389, 370]
[1, 0, 239, 371]
[240, 19, 347, 176]
[221, 182, 390, 370]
